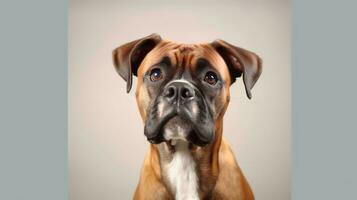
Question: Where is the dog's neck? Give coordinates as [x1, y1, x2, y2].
[155, 124, 223, 199]
[162, 140, 199, 200]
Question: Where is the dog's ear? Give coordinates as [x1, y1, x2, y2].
[112, 33, 162, 93]
[211, 39, 262, 99]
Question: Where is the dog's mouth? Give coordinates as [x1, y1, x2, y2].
[144, 105, 215, 147]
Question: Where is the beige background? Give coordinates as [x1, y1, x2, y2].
[69, 0, 291, 199]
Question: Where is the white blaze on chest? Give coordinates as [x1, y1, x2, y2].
[166, 140, 199, 200]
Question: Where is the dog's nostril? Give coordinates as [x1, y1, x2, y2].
[181, 88, 193, 99]
[164, 86, 176, 98]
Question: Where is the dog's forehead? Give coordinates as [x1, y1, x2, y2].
[138, 41, 229, 77]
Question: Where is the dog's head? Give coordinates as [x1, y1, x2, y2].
[113, 34, 262, 147]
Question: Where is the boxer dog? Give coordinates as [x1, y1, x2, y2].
[112, 34, 262, 200]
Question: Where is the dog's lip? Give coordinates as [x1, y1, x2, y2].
[147, 113, 213, 147]
[144, 109, 177, 142]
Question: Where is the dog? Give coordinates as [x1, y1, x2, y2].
[112, 34, 262, 200]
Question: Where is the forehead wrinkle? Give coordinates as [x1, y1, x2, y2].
[170, 45, 196, 70]
[173, 50, 180, 67]
[187, 52, 195, 68]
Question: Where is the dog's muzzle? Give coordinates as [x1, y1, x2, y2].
[144, 80, 215, 147]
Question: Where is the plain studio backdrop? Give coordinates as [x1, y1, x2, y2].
[69, 0, 291, 199]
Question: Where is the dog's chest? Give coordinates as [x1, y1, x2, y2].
[164, 141, 199, 200]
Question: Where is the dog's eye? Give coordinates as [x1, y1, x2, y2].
[150, 68, 163, 82]
[204, 71, 218, 85]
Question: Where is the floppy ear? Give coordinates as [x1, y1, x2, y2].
[112, 33, 162, 93]
[211, 39, 262, 99]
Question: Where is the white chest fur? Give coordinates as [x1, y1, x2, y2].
[165, 140, 199, 200]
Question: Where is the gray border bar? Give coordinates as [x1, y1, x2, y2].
[292, 0, 357, 199]
[0, 0, 68, 199]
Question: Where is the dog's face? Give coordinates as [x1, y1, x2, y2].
[137, 42, 231, 147]
[113, 34, 262, 147]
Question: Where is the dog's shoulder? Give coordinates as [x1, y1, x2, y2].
[210, 139, 255, 200]
[133, 146, 172, 200]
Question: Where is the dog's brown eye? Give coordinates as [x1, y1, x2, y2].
[150, 68, 163, 82]
[204, 71, 218, 85]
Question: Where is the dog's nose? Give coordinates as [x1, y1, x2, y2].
[163, 81, 195, 103]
